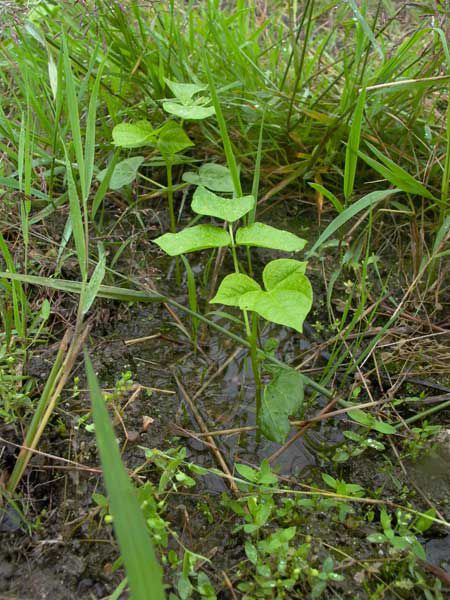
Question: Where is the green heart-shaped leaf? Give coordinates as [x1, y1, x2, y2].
[260, 368, 304, 444]
[192, 186, 255, 222]
[163, 101, 215, 120]
[210, 273, 261, 306]
[164, 78, 207, 104]
[263, 258, 307, 291]
[112, 120, 155, 148]
[238, 279, 312, 333]
[97, 156, 144, 190]
[157, 121, 194, 157]
[153, 225, 231, 256]
[236, 222, 307, 252]
[182, 163, 234, 192]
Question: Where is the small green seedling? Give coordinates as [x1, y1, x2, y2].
[182, 163, 234, 192]
[112, 79, 216, 284]
[321, 473, 364, 521]
[163, 78, 215, 120]
[112, 118, 193, 235]
[153, 176, 313, 443]
[367, 508, 434, 560]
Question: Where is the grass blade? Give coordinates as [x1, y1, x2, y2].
[344, 87, 366, 201]
[345, 0, 383, 60]
[81, 243, 106, 315]
[84, 352, 165, 600]
[309, 182, 344, 213]
[65, 152, 87, 281]
[359, 143, 437, 201]
[250, 112, 265, 224]
[0, 233, 26, 337]
[62, 33, 86, 193]
[204, 60, 242, 196]
[92, 150, 120, 219]
[0, 272, 164, 304]
[83, 50, 103, 203]
[307, 189, 399, 256]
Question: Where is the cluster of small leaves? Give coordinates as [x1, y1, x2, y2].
[321, 473, 365, 522]
[0, 298, 49, 423]
[162, 78, 215, 121]
[142, 448, 219, 599]
[112, 118, 194, 156]
[174, 550, 216, 600]
[332, 429, 386, 463]
[0, 342, 32, 424]
[401, 422, 442, 461]
[225, 462, 346, 599]
[367, 508, 435, 560]
[329, 386, 397, 462]
[105, 78, 214, 189]
[94, 446, 218, 598]
[228, 464, 441, 598]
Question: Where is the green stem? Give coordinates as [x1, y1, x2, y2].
[397, 398, 450, 428]
[167, 161, 181, 285]
[228, 222, 262, 432]
[250, 313, 262, 437]
[167, 161, 175, 233]
[246, 246, 253, 277]
[227, 223, 240, 273]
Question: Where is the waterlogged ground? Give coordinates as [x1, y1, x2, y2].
[1, 205, 449, 598]
[0, 303, 323, 598]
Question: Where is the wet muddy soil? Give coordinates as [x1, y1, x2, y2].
[1, 205, 449, 598]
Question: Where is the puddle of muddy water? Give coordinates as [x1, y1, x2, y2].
[96, 300, 326, 483]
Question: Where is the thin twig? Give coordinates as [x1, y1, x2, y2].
[185, 397, 400, 438]
[0, 436, 101, 474]
[268, 396, 340, 464]
[172, 371, 239, 496]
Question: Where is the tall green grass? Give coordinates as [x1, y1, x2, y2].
[85, 352, 165, 600]
[1, 0, 448, 212]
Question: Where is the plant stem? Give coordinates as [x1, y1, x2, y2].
[167, 160, 181, 285]
[250, 313, 262, 438]
[167, 161, 175, 233]
[399, 398, 450, 428]
[227, 223, 240, 273]
[228, 222, 262, 430]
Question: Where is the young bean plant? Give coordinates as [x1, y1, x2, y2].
[111, 79, 216, 283]
[111, 79, 215, 235]
[154, 176, 313, 443]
